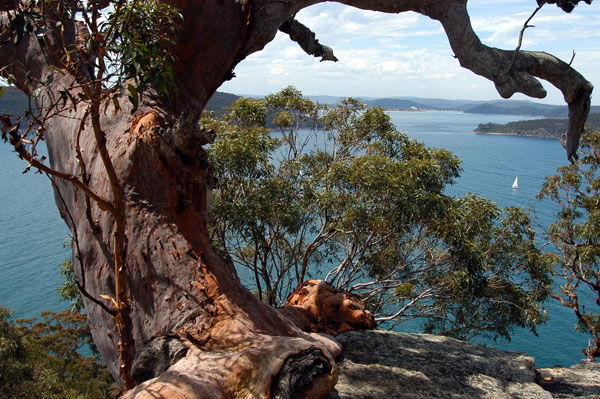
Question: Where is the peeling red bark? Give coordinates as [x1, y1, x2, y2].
[281, 280, 376, 336]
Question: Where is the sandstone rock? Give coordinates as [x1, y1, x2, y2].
[329, 330, 553, 399]
[537, 361, 600, 398]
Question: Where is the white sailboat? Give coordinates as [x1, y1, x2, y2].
[512, 176, 520, 189]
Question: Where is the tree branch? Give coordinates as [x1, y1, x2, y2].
[279, 17, 338, 62]
[0, 116, 116, 212]
[505, 2, 545, 75]
[432, 1, 592, 162]
[542, 0, 592, 13]
[241, 0, 593, 161]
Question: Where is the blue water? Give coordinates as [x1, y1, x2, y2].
[0, 110, 592, 368]
[387, 111, 591, 367]
[0, 143, 70, 320]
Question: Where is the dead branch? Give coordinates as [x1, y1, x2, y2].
[279, 17, 338, 62]
[506, 3, 545, 75]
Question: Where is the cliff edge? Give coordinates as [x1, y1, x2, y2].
[328, 330, 600, 399]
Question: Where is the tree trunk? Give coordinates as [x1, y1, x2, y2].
[1, 1, 376, 396]
[41, 84, 370, 397]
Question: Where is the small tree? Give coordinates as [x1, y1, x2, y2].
[208, 88, 551, 341]
[0, 305, 118, 399]
[538, 131, 600, 361]
[0, 245, 117, 399]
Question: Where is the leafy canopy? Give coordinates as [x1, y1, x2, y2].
[2, 0, 181, 111]
[537, 130, 600, 360]
[206, 87, 550, 341]
[0, 238, 116, 398]
[0, 305, 117, 399]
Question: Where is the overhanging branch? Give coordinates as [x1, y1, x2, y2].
[433, 2, 592, 162]
[506, 3, 545, 75]
[279, 17, 338, 62]
[326, 0, 593, 162]
[243, 0, 593, 161]
[541, 0, 592, 12]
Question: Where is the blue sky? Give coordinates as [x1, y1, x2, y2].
[220, 1, 600, 105]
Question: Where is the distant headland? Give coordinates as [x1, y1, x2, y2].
[4, 87, 600, 139]
[3, 85, 600, 119]
[306, 95, 600, 118]
[473, 113, 600, 139]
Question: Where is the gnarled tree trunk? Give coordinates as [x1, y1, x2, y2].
[0, 0, 593, 397]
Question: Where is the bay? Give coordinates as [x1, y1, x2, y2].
[0, 143, 70, 320]
[0, 110, 593, 368]
[387, 110, 591, 368]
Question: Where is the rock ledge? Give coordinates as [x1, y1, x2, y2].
[328, 330, 600, 399]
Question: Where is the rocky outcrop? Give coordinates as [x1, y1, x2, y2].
[537, 362, 600, 398]
[328, 330, 600, 399]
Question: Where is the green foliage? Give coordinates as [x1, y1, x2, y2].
[537, 131, 600, 360]
[419, 199, 551, 340]
[207, 87, 549, 341]
[0, 243, 115, 398]
[3, 0, 182, 112]
[0, 306, 32, 398]
[56, 257, 83, 313]
[0, 305, 118, 399]
[105, 0, 182, 105]
[56, 239, 83, 313]
[224, 97, 268, 129]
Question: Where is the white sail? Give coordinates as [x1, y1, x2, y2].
[512, 176, 519, 189]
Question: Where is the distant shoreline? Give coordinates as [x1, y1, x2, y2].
[386, 109, 459, 113]
[385, 109, 430, 113]
[473, 130, 558, 139]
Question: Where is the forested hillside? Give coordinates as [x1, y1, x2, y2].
[474, 113, 600, 139]
[360, 97, 600, 117]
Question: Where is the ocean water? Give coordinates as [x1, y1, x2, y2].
[0, 143, 70, 320]
[0, 110, 593, 368]
[387, 111, 591, 368]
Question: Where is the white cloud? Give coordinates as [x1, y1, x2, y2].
[296, 4, 440, 48]
[219, 1, 600, 105]
[471, 4, 599, 49]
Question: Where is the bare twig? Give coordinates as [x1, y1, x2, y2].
[505, 3, 545, 75]
[0, 116, 115, 212]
